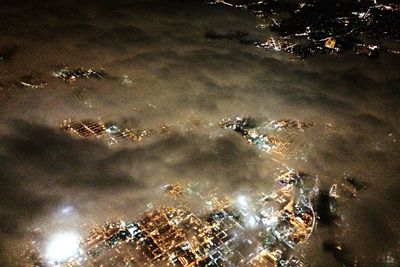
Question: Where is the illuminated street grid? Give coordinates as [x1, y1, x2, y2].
[29, 169, 315, 267]
[59, 119, 154, 145]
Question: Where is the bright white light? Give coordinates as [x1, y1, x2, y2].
[262, 216, 278, 228]
[46, 232, 80, 263]
[245, 214, 258, 228]
[236, 195, 248, 208]
[60, 206, 74, 214]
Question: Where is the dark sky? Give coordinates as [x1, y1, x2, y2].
[0, 0, 400, 266]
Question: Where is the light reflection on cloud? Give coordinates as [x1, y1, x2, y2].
[45, 232, 80, 263]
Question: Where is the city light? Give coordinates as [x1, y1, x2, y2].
[236, 195, 249, 208]
[45, 232, 80, 263]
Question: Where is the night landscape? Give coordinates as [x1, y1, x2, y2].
[0, 1, 399, 266]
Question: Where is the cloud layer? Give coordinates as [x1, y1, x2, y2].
[0, 0, 399, 265]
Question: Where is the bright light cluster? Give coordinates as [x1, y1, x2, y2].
[45, 232, 80, 263]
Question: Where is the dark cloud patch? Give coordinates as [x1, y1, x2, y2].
[204, 30, 260, 45]
[340, 199, 400, 264]
[322, 240, 355, 266]
[85, 26, 152, 52]
[0, 121, 131, 189]
[0, 45, 17, 62]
